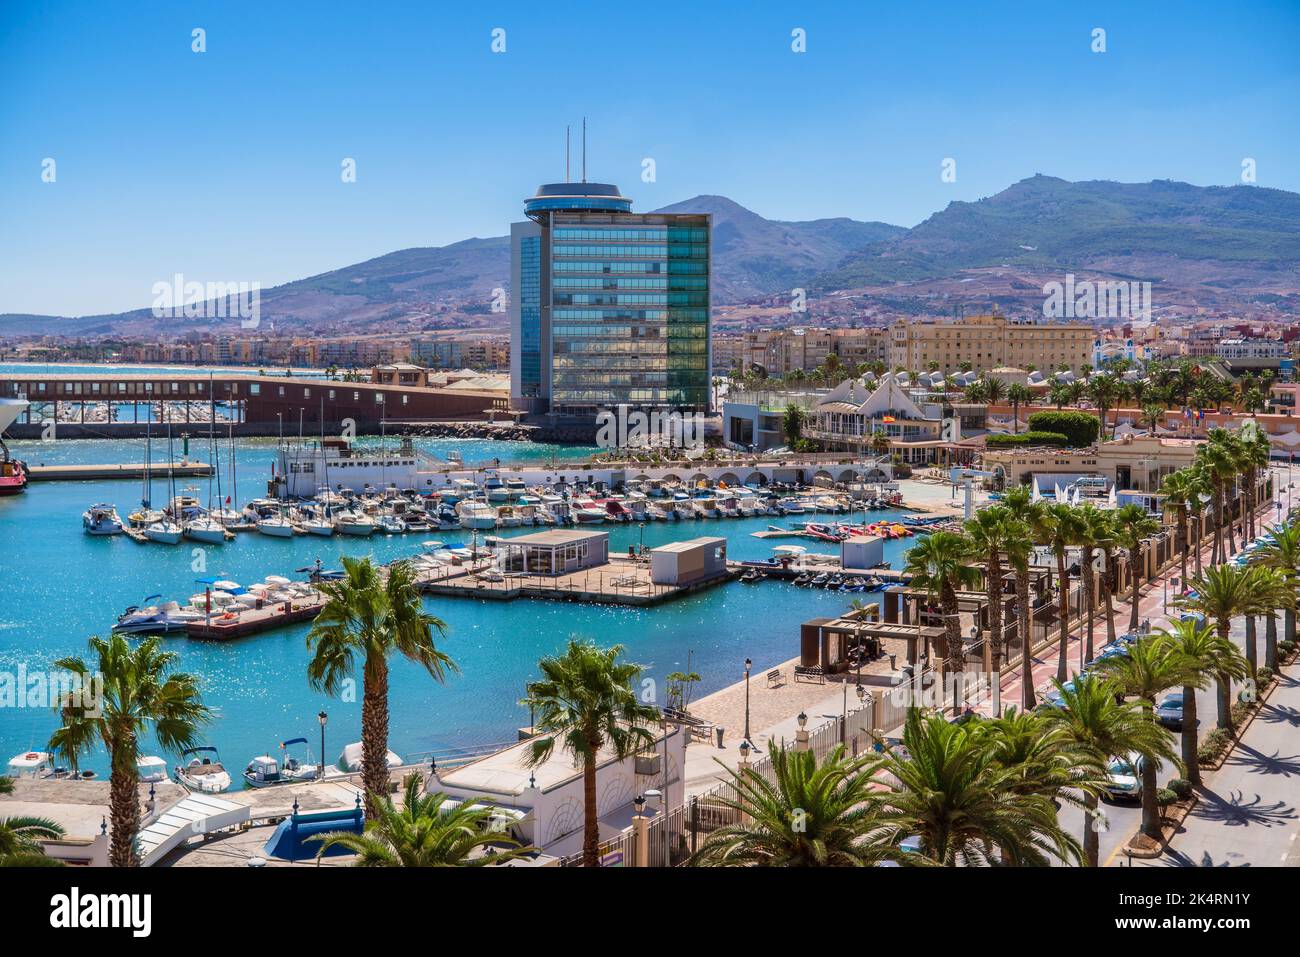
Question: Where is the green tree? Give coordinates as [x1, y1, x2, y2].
[310, 772, 530, 866]
[50, 635, 211, 867]
[1030, 502, 1086, 683]
[1007, 383, 1032, 434]
[1039, 673, 1175, 863]
[903, 531, 979, 713]
[1093, 639, 1190, 839]
[964, 505, 1024, 671]
[1250, 521, 1300, 668]
[878, 710, 1081, 866]
[782, 403, 805, 447]
[0, 814, 66, 867]
[306, 557, 454, 816]
[522, 640, 661, 867]
[1002, 488, 1041, 710]
[1112, 503, 1161, 634]
[1151, 620, 1241, 786]
[694, 743, 901, 867]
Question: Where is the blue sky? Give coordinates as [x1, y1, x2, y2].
[2, 1, 1297, 316]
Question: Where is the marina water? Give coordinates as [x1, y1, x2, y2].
[0, 435, 915, 775]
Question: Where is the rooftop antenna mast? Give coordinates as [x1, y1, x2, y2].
[582, 116, 587, 183]
[565, 125, 570, 182]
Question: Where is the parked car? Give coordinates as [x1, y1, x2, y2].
[1103, 755, 1145, 802]
[1155, 691, 1187, 730]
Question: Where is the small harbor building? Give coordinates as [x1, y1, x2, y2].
[649, 536, 727, 586]
[499, 528, 609, 575]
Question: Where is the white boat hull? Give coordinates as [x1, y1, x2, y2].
[257, 521, 296, 538]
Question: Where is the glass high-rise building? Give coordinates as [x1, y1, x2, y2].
[510, 182, 711, 423]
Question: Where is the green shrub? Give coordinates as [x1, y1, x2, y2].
[1167, 778, 1193, 801]
[985, 430, 1069, 447]
[1199, 728, 1232, 765]
[1026, 410, 1101, 447]
[1156, 788, 1178, 808]
[1256, 666, 1275, 685]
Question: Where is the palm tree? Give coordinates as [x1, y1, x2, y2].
[49, 634, 211, 867]
[306, 557, 454, 815]
[0, 815, 66, 867]
[1160, 469, 1198, 589]
[1039, 673, 1176, 863]
[1087, 373, 1121, 438]
[310, 772, 530, 866]
[1151, 620, 1242, 786]
[1250, 521, 1300, 667]
[1093, 639, 1191, 839]
[1239, 429, 1271, 542]
[1003, 487, 1041, 710]
[964, 505, 1024, 672]
[903, 531, 979, 713]
[1074, 505, 1114, 665]
[1030, 502, 1085, 683]
[878, 710, 1081, 866]
[1007, 383, 1032, 434]
[522, 639, 661, 867]
[1112, 503, 1161, 634]
[1197, 431, 1241, 562]
[1179, 565, 1289, 726]
[694, 742, 901, 867]
[983, 376, 1008, 405]
[1184, 466, 1211, 578]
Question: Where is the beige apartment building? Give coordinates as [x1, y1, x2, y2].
[889, 314, 1093, 375]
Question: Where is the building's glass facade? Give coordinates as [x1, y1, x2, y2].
[518, 235, 542, 398]
[511, 183, 710, 420]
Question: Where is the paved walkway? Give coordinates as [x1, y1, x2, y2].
[1130, 660, 1300, 867]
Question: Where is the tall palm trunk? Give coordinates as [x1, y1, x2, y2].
[1265, 613, 1279, 671]
[941, 584, 964, 716]
[1286, 607, 1297, 647]
[1176, 511, 1189, 590]
[1081, 548, 1096, 665]
[108, 728, 141, 868]
[1181, 681, 1201, 787]
[1224, 485, 1237, 556]
[1215, 620, 1234, 731]
[986, 551, 1004, 671]
[1193, 513, 1204, 577]
[1017, 566, 1035, 711]
[1244, 615, 1258, 678]
[1103, 550, 1117, 646]
[361, 653, 392, 817]
[1055, 551, 1070, 683]
[1083, 790, 1100, 867]
[1127, 545, 1143, 633]
[1139, 704, 1161, 839]
[1213, 485, 1225, 564]
[582, 740, 600, 867]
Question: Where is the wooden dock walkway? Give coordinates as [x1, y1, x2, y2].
[29, 462, 213, 482]
[184, 594, 327, 640]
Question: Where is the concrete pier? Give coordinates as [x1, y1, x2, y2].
[28, 462, 213, 481]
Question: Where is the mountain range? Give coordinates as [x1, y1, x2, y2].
[6, 176, 1300, 336]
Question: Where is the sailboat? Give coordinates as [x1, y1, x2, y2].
[302, 398, 336, 536]
[143, 424, 184, 544]
[185, 417, 228, 544]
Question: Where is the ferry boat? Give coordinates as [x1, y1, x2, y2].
[0, 398, 30, 495]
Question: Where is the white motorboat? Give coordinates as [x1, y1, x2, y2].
[115, 599, 204, 634]
[176, 746, 232, 793]
[82, 503, 124, 536]
[571, 498, 608, 524]
[495, 505, 522, 527]
[376, 514, 406, 534]
[137, 755, 168, 782]
[184, 516, 228, 544]
[337, 742, 403, 774]
[484, 471, 508, 502]
[457, 500, 497, 529]
[505, 477, 527, 497]
[6, 750, 52, 780]
[335, 510, 376, 536]
[779, 497, 807, 515]
[143, 520, 184, 544]
[243, 737, 318, 788]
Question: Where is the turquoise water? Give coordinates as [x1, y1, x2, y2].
[0, 436, 914, 774]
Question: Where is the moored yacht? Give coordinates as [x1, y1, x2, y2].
[457, 500, 497, 529]
[143, 519, 184, 544]
[335, 510, 377, 536]
[82, 504, 124, 536]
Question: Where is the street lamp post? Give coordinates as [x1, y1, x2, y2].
[639, 521, 646, 555]
[742, 657, 753, 749]
[317, 710, 327, 780]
